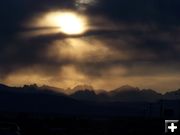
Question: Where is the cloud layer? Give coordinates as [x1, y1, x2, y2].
[1, 0, 180, 92]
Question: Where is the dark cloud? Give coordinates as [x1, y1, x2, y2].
[1, 0, 180, 91]
[87, 0, 180, 25]
[0, 0, 76, 78]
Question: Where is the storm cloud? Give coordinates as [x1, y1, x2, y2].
[1, 0, 180, 92]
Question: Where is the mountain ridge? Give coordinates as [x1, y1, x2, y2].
[0, 83, 179, 118]
[0, 83, 179, 102]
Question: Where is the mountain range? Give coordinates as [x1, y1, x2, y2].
[0, 83, 179, 117]
[70, 85, 180, 102]
[1, 84, 180, 102]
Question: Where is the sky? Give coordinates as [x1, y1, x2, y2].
[1, 0, 180, 93]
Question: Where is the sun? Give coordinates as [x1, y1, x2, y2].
[46, 12, 87, 35]
[31, 11, 87, 35]
[57, 12, 86, 35]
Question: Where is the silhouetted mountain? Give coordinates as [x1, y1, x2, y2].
[0, 83, 179, 118]
[61, 85, 94, 94]
[0, 83, 8, 89]
[70, 90, 97, 101]
[69, 85, 163, 102]
[107, 86, 162, 102]
[108, 85, 141, 102]
[40, 85, 64, 92]
[72, 85, 94, 91]
[164, 89, 180, 100]
[1, 84, 180, 103]
[39, 85, 66, 96]
[0, 84, 88, 115]
[110, 85, 140, 95]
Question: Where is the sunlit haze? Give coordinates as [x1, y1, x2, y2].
[1, 0, 180, 93]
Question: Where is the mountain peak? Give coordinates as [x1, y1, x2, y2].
[113, 85, 140, 93]
[0, 83, 8, 88]
[23, 84, 38, 89]
[70, 89, 97, 101]
[72, 84, 94, 91]
[40, 85, 64, 92]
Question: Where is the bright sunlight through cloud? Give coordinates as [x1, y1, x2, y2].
[31, 11, 88, 35]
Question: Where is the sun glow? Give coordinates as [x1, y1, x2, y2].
[37, 12, 87, 35]
[30, 11, 88, 35]
[57, 12, 86, 35]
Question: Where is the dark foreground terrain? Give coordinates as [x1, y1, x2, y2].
[0, 116, 165, 135]
[0, 113, 180, 135]
[0, 84, 179, 135]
